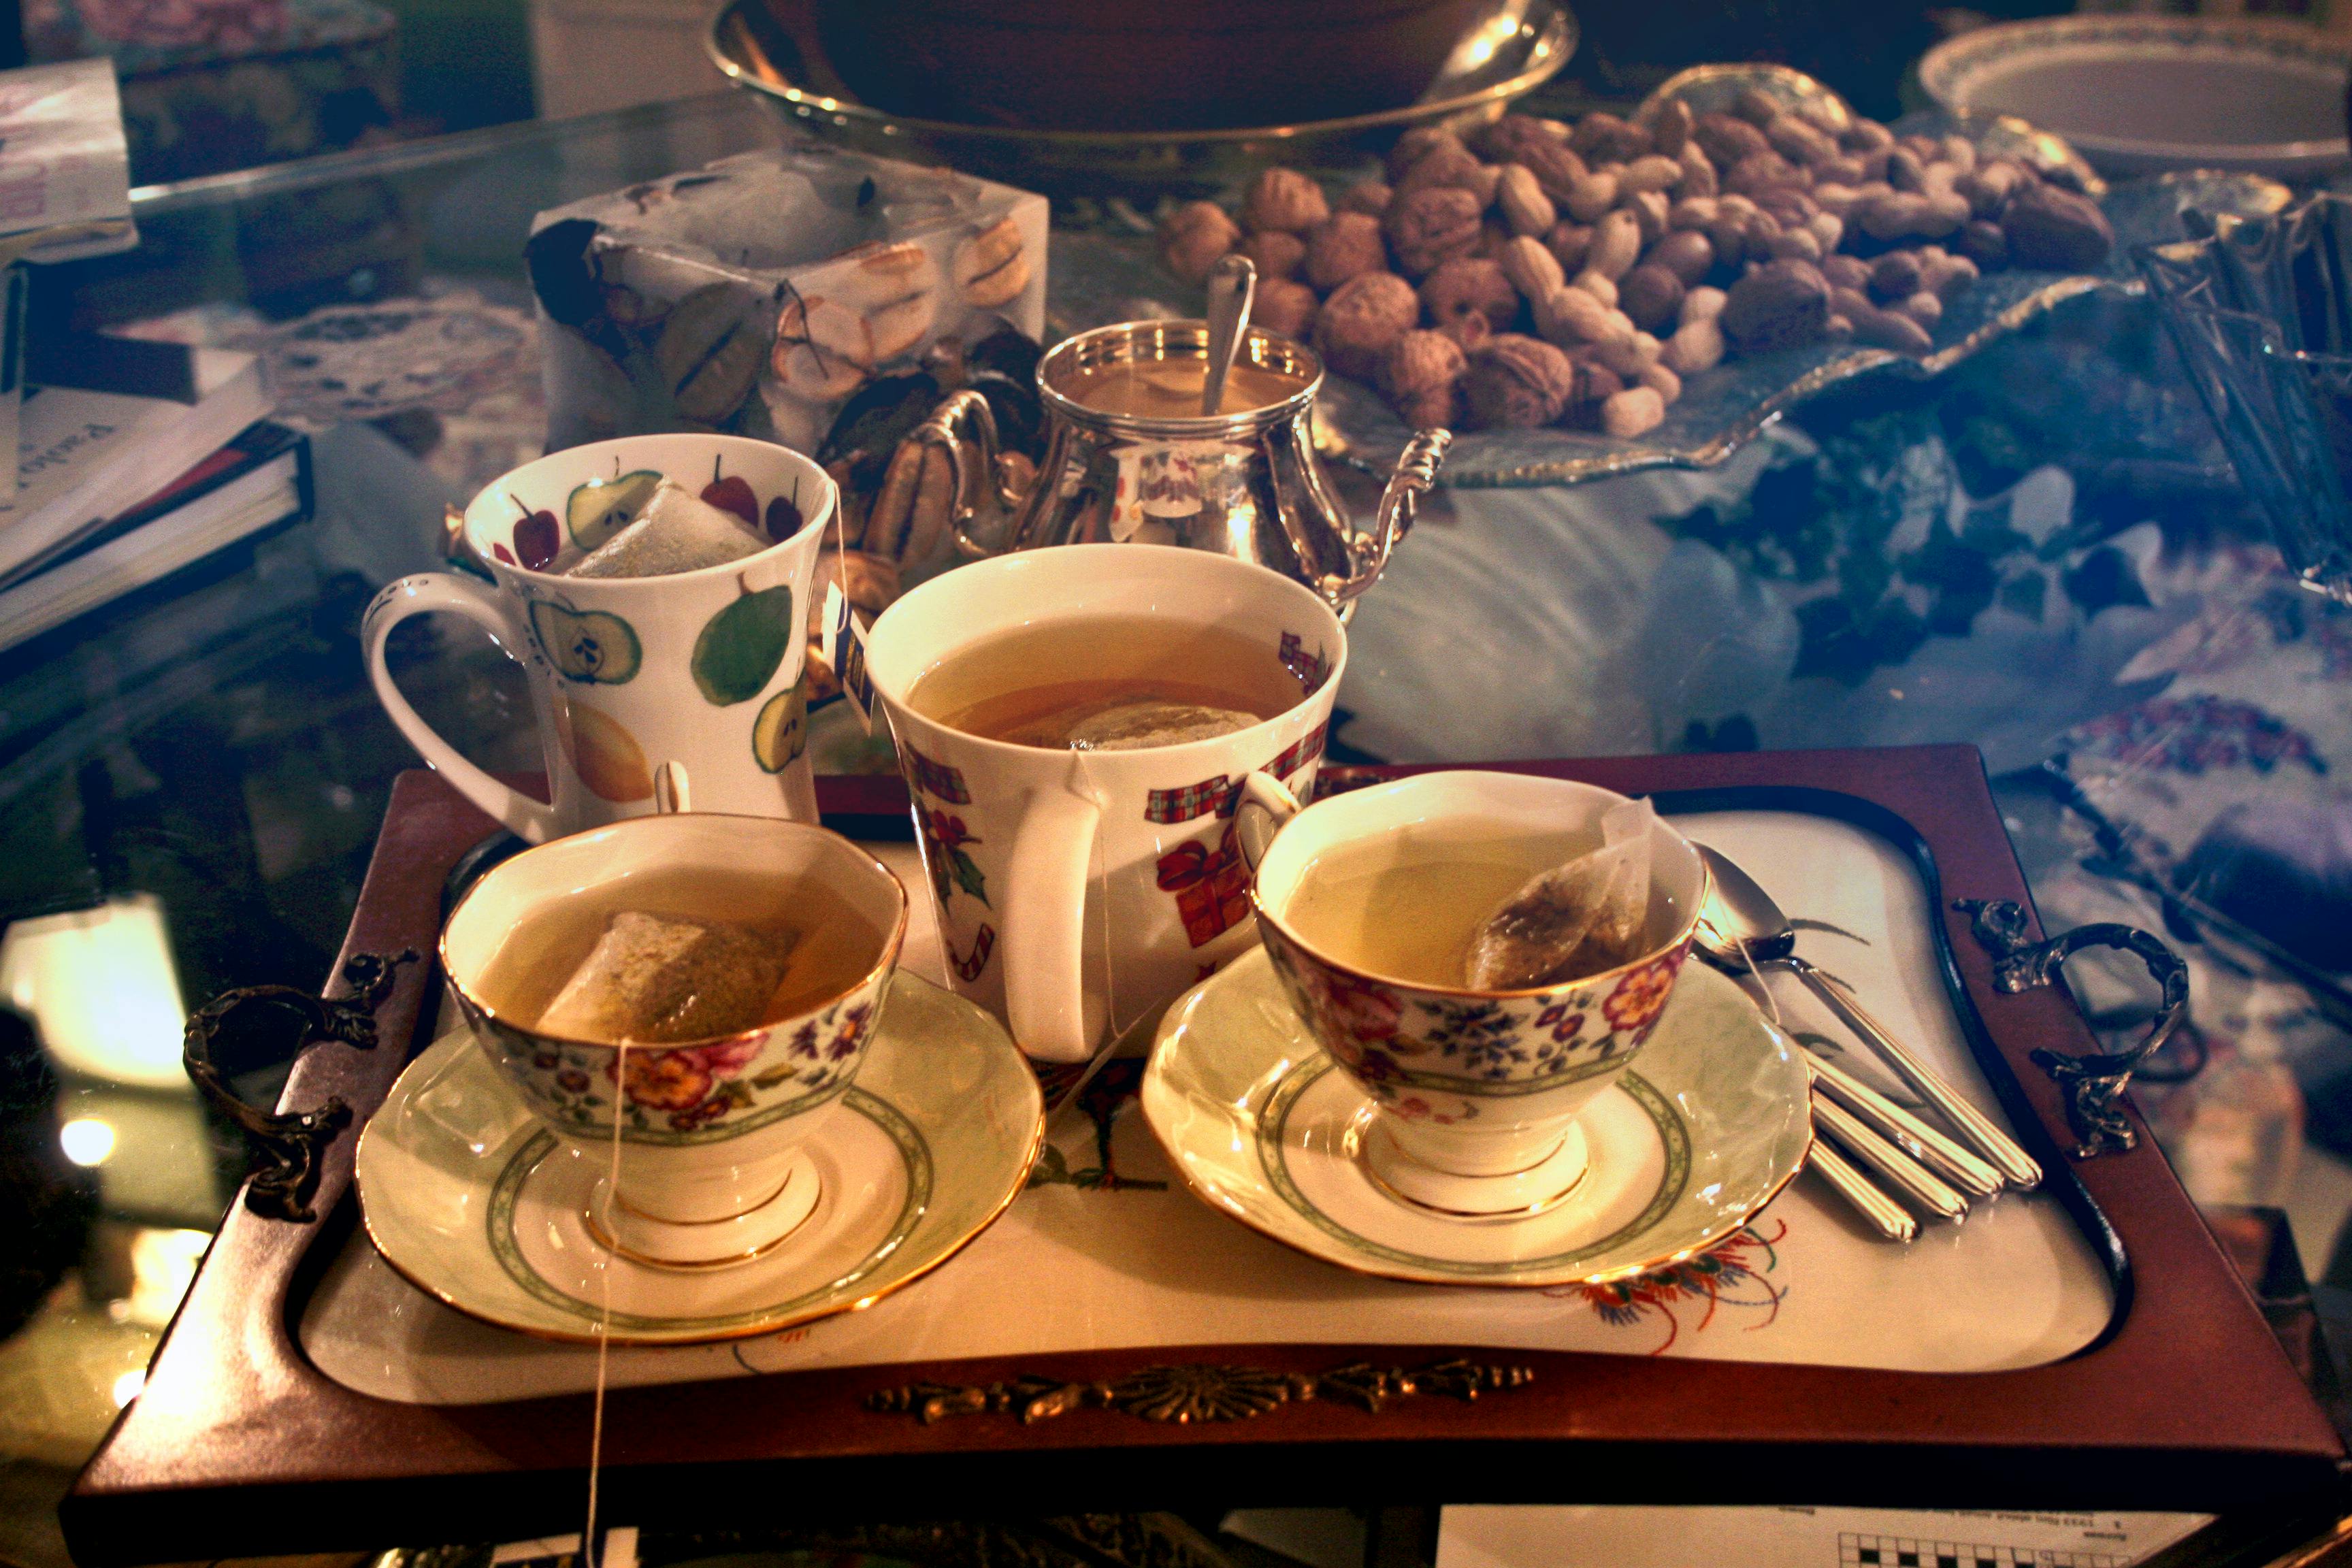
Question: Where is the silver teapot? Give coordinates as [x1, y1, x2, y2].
[909, 320, 1450, 612]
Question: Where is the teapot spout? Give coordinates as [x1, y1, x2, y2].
[1320, 427, 1451, 610]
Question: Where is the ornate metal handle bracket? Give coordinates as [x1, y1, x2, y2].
[1324, 427, 1452, 610]
[182, 949, 416, 1222]
[867, 1357, 1533, 1425]
[1955, 899, 2189, 1160]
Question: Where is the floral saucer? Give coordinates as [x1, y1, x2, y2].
[355, 974, 1043, 1344]
[1141, 951, 1810, 1288]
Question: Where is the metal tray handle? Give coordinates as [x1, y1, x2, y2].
[182, 949, 415, 1222]
[1955, 900, 2189, 1160]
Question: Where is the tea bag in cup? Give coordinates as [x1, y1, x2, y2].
[540, 911, 802, 1042]
[568, 479, 770, 578]
[1464, 798, 1656, 990]
[1001, 695, 1258, 751]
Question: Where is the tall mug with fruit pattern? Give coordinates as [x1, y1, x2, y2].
[365, 435, 835, 842]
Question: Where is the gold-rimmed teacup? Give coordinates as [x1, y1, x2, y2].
[1240, 770, 1708, 1220]
[440, 813, 908, 1268]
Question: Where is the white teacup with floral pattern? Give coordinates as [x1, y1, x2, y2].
[1243, 770, 1708, 1220]
[440, 813, 908, 1268]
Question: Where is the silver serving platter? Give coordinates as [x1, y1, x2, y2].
[707, 0, 1575, 197]
[1307, 67, 2296, 488]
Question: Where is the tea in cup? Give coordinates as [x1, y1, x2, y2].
[864, 544, 1345, 1062]
[440, 812, 907, 1267]
[1243, 771, 1708, 1218]
[365, 435, 836, 843]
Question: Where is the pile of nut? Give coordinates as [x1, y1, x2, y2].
[1156, 91, 2114, 438]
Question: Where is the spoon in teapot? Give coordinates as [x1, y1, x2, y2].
[1202, 253, 1257, 416]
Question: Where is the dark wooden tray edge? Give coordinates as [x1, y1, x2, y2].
[62, 749, 2347, 1565]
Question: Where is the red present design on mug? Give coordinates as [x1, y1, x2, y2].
[1156, 819, 1252, 949]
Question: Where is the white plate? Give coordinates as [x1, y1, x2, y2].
[355, 973, 1043, 1345]
[1142, 949, 1811, 1288]
[1921, 16, 2351, 178]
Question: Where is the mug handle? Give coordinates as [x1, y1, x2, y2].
[1235, 770, 1304, 873]
[999, 764, 1103, 1063]
[363, 572, 561, 844]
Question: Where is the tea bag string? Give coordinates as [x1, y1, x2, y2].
[583, 1041, 624, 1568]
[1727, 932, 1784, 1028]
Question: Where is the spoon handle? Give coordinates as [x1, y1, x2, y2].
[1807, 1132, 1917, 1243]
[1812, 1093, 1967, 1220]
[1201, 254, 1256, 417]
[1787, 957, 2044, 1191]
[1800, 1045, 2004, 1198]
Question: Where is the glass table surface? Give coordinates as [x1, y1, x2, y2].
[0, 87, 2347, 1568]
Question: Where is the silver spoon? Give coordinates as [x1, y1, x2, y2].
[1693, 844, 2043, 1191]
[1201, 253, 1256, 417]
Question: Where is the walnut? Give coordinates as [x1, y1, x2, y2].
[1569, 110, 1651, 163]
[1303, 212, 1388, 291]
[1386, 127, 1469, 182]
[1240, 168, 1330, 234]
[1436, 312, 1492, 352]
[1379, 328, 1466, 429]
[1159, 201, 1240, 286]
[1384, 186, 1483, 278]
[1393, 142, 1490, 199]
[1254, 278, 1320, 340]
[1313, 271, 1418, 380]
[1474, 114, 1563, 163]
[1419, 257, 1520, 337]
[1516, 138, 1589, 205]
[1463, 333, 1574, 429]
[1338, 180, 1393, 217]
[1241, 229, 1307, 280]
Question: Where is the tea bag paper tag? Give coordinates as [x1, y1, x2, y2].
[822, 580, 877, 734]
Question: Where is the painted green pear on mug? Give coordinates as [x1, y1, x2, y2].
[566, 468, 662, 549]
[693, 576, 796, 706]
[529, 599, 641, 684]
[753, 683, 807, 772]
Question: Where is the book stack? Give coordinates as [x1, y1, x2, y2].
[0, 345, 310, 654]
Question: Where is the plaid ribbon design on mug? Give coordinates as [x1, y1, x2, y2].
[902, 743, 972, 804]
[1143, 722, 1328, 824]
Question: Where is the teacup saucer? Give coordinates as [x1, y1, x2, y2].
[355, 974, 1043, 1344]
[1141, 951, 1810, 1288]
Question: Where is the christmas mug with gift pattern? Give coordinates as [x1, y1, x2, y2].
[365, 434, 834, 843]
[862, 544, 1345, 1063]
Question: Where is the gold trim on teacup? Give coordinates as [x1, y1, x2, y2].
[438, 812, 911, 1062]
[1246, 826, 1712, 1004]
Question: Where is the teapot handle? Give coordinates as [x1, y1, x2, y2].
[910, 389, 1029, 560]
[1322, 427, 1451, 610]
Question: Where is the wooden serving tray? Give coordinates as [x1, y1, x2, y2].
[65, 749, 2343, 1565]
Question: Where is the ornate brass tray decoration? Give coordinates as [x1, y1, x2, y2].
[866, 1357, 1536, 1424]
